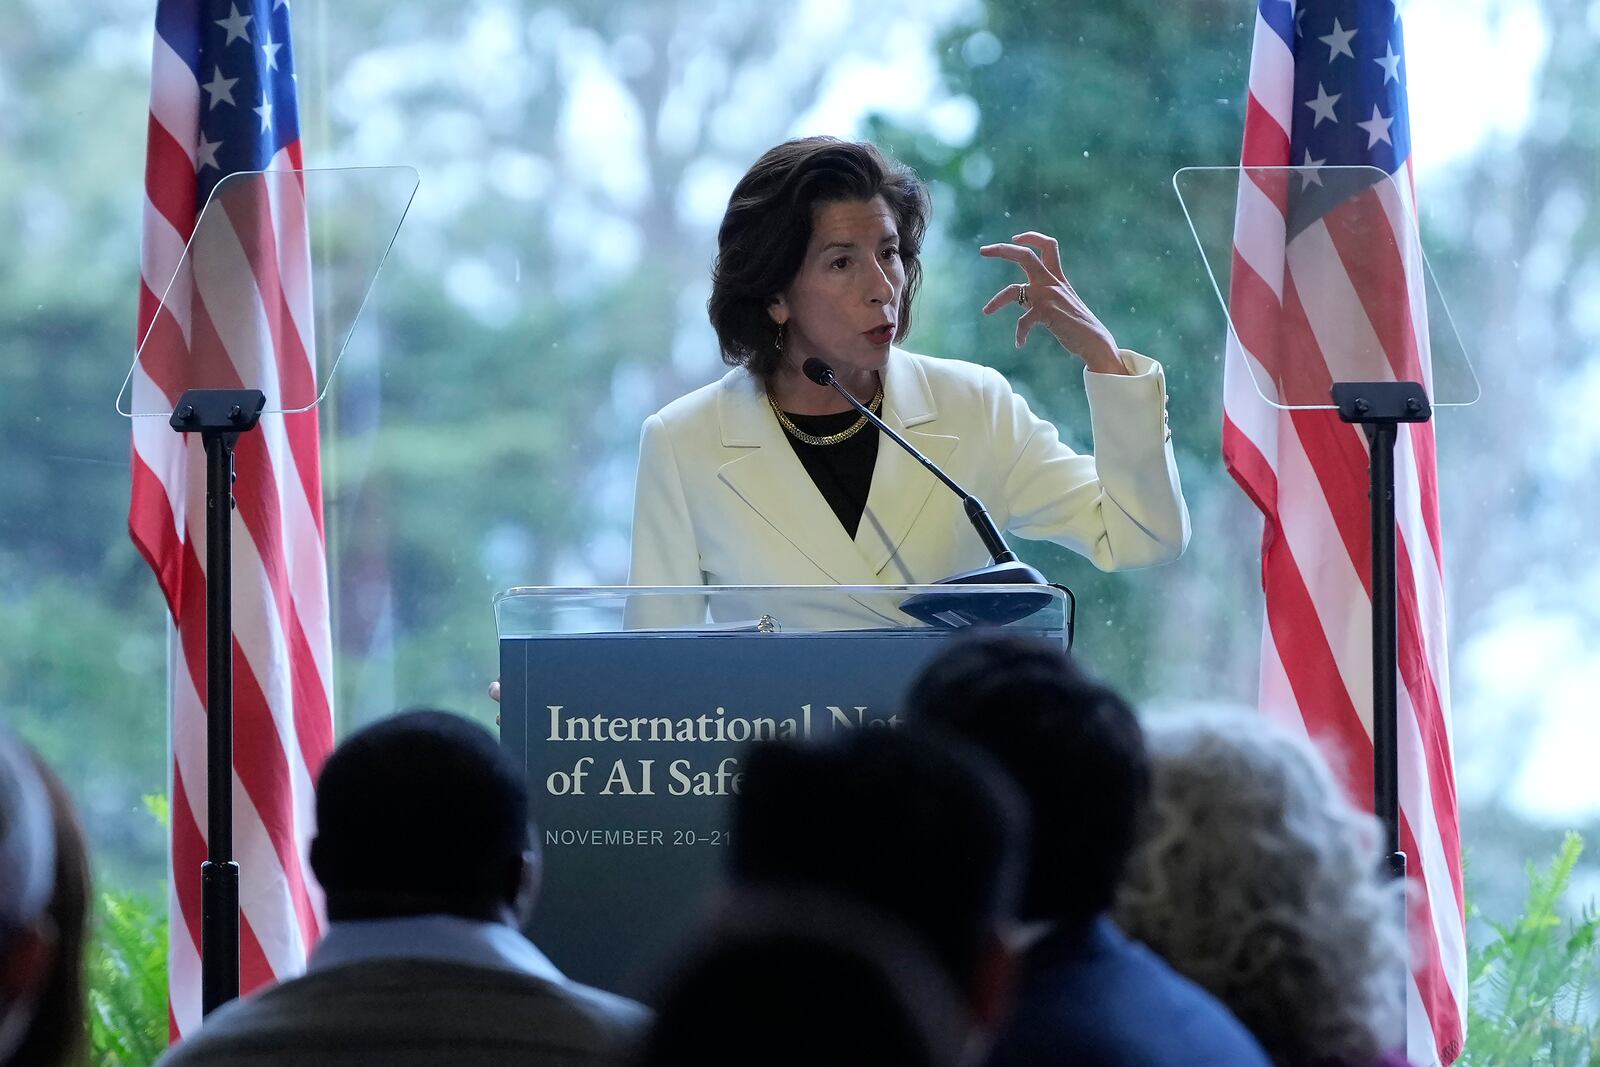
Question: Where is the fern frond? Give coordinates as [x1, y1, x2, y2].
[85, 885, 169, 1066]
[1462, 832, 1600, 1067]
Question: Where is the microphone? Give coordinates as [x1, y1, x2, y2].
[802, 357, 1060, 630]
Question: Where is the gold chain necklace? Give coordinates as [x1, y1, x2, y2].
[768, 384, 885, 446]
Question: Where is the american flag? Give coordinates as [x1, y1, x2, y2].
[131, 0, 333, 1037]
[1222, 0, 1465, 1062]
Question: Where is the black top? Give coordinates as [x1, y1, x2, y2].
[777, 410, 880, 540]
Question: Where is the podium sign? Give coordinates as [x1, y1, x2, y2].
[495, 584, 1069, 991]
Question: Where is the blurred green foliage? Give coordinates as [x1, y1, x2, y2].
[874, 0, 1254, 694]
[1464, 833, 1600, 1065]
[83, 797, 169, 1067]
[0, 578, 168, 892]
[84, 886, 168, 1067]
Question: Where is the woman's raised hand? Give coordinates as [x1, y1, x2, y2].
[980, 231, 1127, 375]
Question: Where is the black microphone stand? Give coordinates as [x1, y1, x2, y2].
[169, 387, 266, 1016]
[803, 358, 1069, 636]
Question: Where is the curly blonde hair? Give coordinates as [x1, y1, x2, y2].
[1112, 713, 1407, 1067]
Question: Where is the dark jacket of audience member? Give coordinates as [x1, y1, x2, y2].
[640, 888, 971, 1067]
[1114, 713, 1415, 1067]
[0, 728, 90, 1067]
[157, 709, 647, 1067]
[905, 634, 1272, 1067]
[729, 728, 1026, 1045]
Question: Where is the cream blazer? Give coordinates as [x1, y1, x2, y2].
[627, 347, 1188, 615]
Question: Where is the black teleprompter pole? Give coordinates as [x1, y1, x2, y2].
[170, 388, 265, 1016]
[1332, 379, 1431, 1038]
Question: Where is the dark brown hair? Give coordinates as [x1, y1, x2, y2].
[310, 709, 529, 923]
[708, 137, 930, 379]
[11, 756, 91, 1067]
[906, 633, 1149, 932]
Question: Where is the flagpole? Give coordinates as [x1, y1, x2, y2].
[171, 387, 266, 1016]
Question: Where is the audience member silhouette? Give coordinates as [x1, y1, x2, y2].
[1114, 713, 1414, 1067]
[729, 728, 1026, 1043]
[639, 888, 971, 1067]
[905, 634, 1272, 1067]
[10, 756, 91, 1067]
[157, 709, 647, 1067]
[1, 727, 89, 1067]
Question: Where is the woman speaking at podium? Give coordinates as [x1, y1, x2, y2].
[628, 137, 1188, 617]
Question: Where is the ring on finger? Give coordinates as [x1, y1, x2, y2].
[1017, 284, 1029, 308]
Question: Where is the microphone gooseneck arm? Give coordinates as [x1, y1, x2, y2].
[802, 358, 1018, 565]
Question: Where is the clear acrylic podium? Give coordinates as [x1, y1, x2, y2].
[494, 583, 1071, 992]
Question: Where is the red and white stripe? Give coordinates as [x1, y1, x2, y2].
[1222, 11, 1467, 1066]
[132, 30, 332, 1042]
